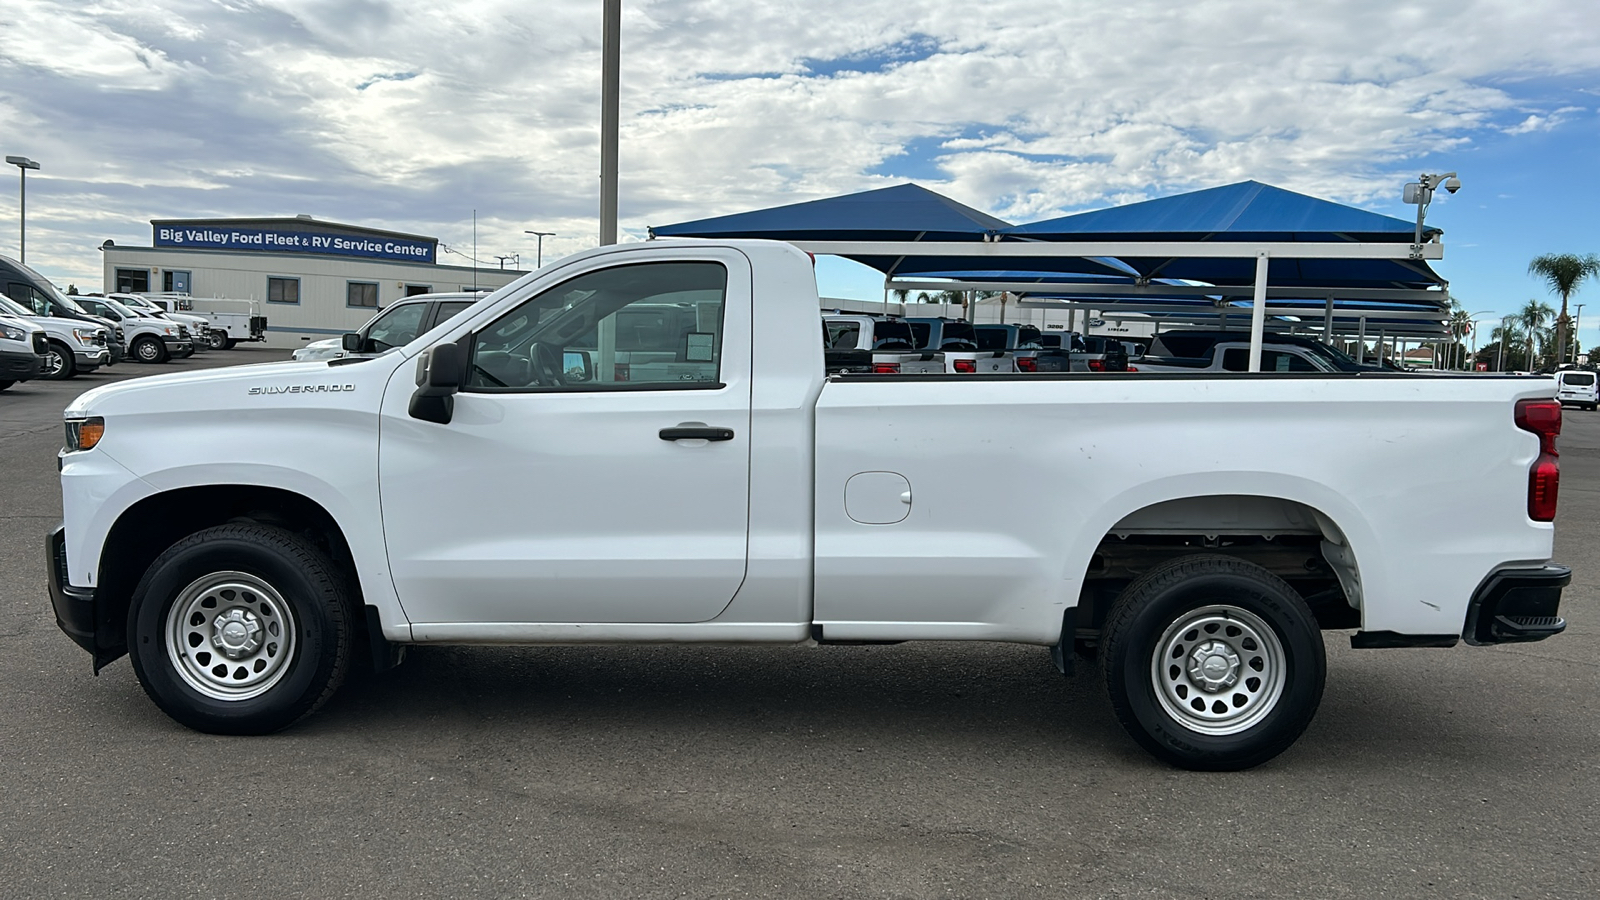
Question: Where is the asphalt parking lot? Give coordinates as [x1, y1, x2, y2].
[2, 350, 1596, 899]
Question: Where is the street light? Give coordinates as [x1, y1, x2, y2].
[1576, 303, 1587, 363]
[6, 155, 41, 264]
[1401, 171, 1461, 251]
[524, 230, 555, 268]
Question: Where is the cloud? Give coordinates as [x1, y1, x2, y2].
[1, 0, 1598, 287]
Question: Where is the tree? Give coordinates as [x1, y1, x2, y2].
[1446, 301, 1473, 369]
[1528, 253, 1600, 366]
[1518, 299, 1555, 369]
[66, 284, 79, 295]
[1490, 321, 1527, 371]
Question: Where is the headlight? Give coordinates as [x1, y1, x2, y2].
[64, 417, 105, 452]
[0, 322, 26, 342]
[163, 326, 175, 336]
[72, 327, 99, 343]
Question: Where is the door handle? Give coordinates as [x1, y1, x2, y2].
[659, 425, 735, 442]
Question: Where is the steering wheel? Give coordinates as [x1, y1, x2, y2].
[530, 341, 567, 387]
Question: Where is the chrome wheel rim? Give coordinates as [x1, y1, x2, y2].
[42, 348, 65, 376]
[135, 340, 160, 361]
[1151, 604, 1286, 736]
[165, 571, 296, 701]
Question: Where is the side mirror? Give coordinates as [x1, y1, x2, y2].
[341, 332, 366, 353]
[562, 350, 593, 383]
[408, 342, 461, 424]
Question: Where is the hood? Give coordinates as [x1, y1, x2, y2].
[66, 354, 401, 418]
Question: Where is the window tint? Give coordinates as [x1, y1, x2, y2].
[365, 303, 428, 351]
[908, 322, 932, 349]
[466, 261, 727, 391]
[825, 320, 862, 350]
[1561, 372, 1595, 386]
[872, 320, 918, 350]
[1221, 348, 1250, 372]
[435, 301, 474, 325]
[1222, 348, 1322, 372]
[939, 322, 978, 350]
[973, 326, 1008, 351]
[1017, 326, 1042, 349]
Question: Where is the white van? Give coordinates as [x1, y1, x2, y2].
[1555, 370, 1597, 410]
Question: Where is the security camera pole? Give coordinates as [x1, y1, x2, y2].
[5, 155, 41, 264]
[599, 0, 620, 245]
[1403, 171, 1460, 257]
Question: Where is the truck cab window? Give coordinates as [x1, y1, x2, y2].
[365, 303, 428, 351]
[466, 261, 728, 391]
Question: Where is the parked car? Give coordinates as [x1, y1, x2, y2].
[973, 324, 1045, 372]
[293, 293, 485, 362]
[1138, 329, 1379, 374]
[1, 254, 125, 364]
[903, 317, 1016, 373]
[1555, 369, 1597, 410]
[74, 295, 194, 363]
[823, 315, 945, 375]
[0, 313, 48, 391]
[49, 238, 1570, 772]
[0, 295, 109, 379]
[104, 293, 214, 351]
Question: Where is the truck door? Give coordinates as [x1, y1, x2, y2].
[377, 251, 753, 626]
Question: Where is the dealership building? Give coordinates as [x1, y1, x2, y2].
[100, 216, 526, 348]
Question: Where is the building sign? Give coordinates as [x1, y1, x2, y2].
[154, 226, 435, 264]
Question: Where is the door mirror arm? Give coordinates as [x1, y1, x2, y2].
[408, 342, 462, 424]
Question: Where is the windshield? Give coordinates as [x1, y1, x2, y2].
[102, 298, 146, 319]
[0, 296, 35, 318]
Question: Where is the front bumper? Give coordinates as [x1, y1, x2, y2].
[1, 346, 43, 380]
[1463, 565, 1570, 645]
[73, 348, 111, 368]
[47, 526, 102, 663]
[107, 342, 124, 365]
[163, 338, 193, 354]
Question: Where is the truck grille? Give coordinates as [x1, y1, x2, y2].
[178, 325, 190, 339]
[32, 333, 48, 354]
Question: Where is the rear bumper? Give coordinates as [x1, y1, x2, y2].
[1463, 565, 1570, 645]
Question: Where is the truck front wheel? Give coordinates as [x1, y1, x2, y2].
[41, 341, 76, 379]
[206, 330, 228, 350]
[1100, 554, 1325, 771]
[127, 524, 352, 735]
[131, 336, 168, 363]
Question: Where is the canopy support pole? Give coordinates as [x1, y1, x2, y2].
[1248, 251, 1270, 372]
[1324, 296, 1335, 341]
[1356, 316, 1367, 364]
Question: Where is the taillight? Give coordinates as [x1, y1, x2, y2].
[871, 362, 900, 374]
[1017, 357, 1037, 373]
[614, 363, 630, 382]
[1126, 365, 1139, 372]
[954, 358, 976, 374]
[1515, 398, 1561, 521]
[1087, 359, 1105, 372]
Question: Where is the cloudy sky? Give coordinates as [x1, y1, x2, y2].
[3, 0, 1600, 339]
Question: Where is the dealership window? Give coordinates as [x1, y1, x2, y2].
[405, 284, 433, 296]
[347, 281, 379, 308]
[267, 277, 300, 304]
[115, 268, 150, 293]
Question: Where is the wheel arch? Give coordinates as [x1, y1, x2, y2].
[94, 485, 370, 666]
[1069, 481, 1376, 645]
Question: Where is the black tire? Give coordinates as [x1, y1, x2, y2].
[224, 338, 238, 350]
[1100, 554, 1326, 771]
[131, 335, 168, 363]
[0, 380, 13, 391]
[174, 346, 194, 359]
[127, 524, 353, 735]
[206, 330, 228, 351]
[41, 340, 76, 379]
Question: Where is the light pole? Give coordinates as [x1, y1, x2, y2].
[524, 231, 555, 268]
[6, 155, 41, 264]
[600, 0, 620, 245]
[494, 254, 519, 270]
[1575, 303, 1586, 363]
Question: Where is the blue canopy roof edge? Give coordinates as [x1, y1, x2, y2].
[650, 183, 1011, 242]
[1004, 180, 1440, 243]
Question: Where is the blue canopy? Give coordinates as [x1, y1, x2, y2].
[1002, 181, 1444, 290]
[651, 183, 1130, 279]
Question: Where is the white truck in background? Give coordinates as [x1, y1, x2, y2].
[140, 293, 267, 349]
[823, 314, 945, 375]
[49, 239, 1569, 771]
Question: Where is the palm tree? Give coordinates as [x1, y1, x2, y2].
[1518, 299, 1556, 368]
[1490, 322, 1525, 370]
[1447, 302, 1473, 369]
[1528, 253, 1600, 365]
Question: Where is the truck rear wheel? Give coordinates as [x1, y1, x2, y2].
[127, 524, 352, 735]
[1100, 554, 1325, 771]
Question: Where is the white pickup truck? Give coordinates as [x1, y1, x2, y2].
[49, 239, 1570, 770]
